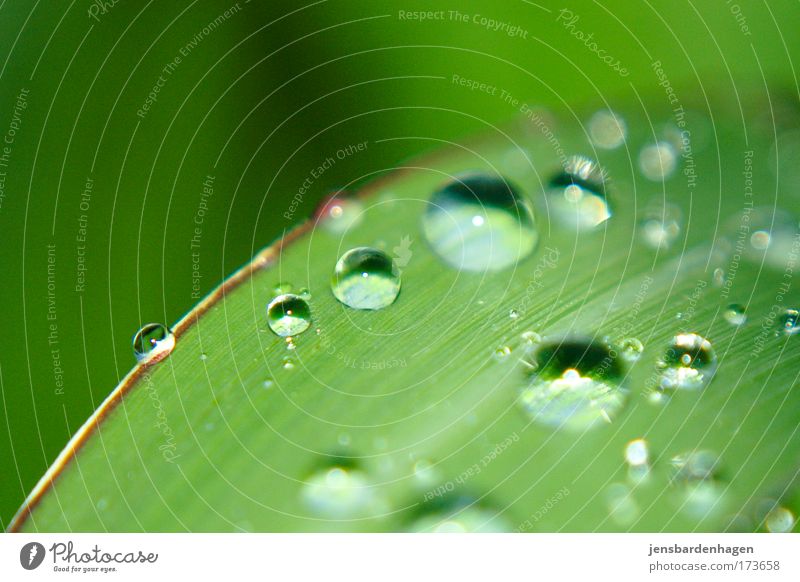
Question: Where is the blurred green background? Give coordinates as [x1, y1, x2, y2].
[0, 0, 797, 528]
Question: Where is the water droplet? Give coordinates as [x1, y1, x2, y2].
[657, 333, 717, 390]
[641, 204, 682, 249]
[409, 505, 511, 532]
[605, 483, 640, 526]
[712, 268, 726, 287]
[266, 294, 311, 337]
[723, 304, 747, 326]
[301, 465, 385, 519]
[518, 337, 627, 429]
[734, 207, 799, 269]
[765, 506, 795, 533]
[588, 110, 627, 149]
[670, 450, 719, 482]
[199, 353, 208, 361]
[422, 174, 538, 271]
[320, 198, 364, 234]
[337, 433, 351, 446]
[298, 287, 311, 299]
[520, 331, 542, 345]
[331, 247, 401, 310]
[494, 345, 512, 361]
[547, 156, 611, 229]
[638, 142, 677, 181]
[412, 459, 439, 486]
[625, 439, 649, 467]
[273, 282, 292, 294]
[282, 357, 295, 370]
[779, 308, 799, 335]
[132, 323, 175, 362]
[750, 230, 771, 250]
[618, 337, 644, 362]
[263, 379, 274, 389]
[509, 309, 519, 320]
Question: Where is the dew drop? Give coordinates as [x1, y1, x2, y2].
[132, 323, 175, 363]
[301, 465, 385, 519]
[320, 198, 364, 235]
[263, 379, 274, 389]
[638, 142, 677, 181]
[547, 156, 611, 229]
[723, 304, 747, 326]
[331, 247, 400, 310]
[199, 353, 208, 361]
[618, 337, 644, 362]
[509, 309, 519, 320]
[422, 174, 538, 271]
[588, 110, 627, 149]
[779, 308, 799, 335]
[521, 331, 542, 345]
[518, 337, 627, 429]
[765, 506, 795, 533]
[625, 439, 650, 467]
[641, 204, 682, 249]
[273, 282, 292, 294]
[409, 505, 511, 532]
[494, 345, 512, 361]
[657, 333, 717, 390]
[282, 357, 295, 370]
[712, 268, 726, 287]
[266, 293, 311, 337]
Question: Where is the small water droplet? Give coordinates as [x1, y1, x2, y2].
[96, 498, 108, 511]
[298, 287, 311, 299]
[409, 505, 511, 532]
[641, 204, 682, 249]
[657, 333, 717, 390]
[273, 282, 293, 294]
[494, 345, 512, 361]
[263, 379, 274, 389]
[282, 357, 295, 370]
[618, 337, 644, 362]
[671, 450, 719, 482]
[301, 465, 385, 519]
[520, 331, 542, 345]
[200, 353, 208, 361]
[750, 230, 771, 251]
[132, 323, 175, 363]
[321, 198, 364, 234]
[638, 142, 677, 181]
[625, 439, 650, 467]
[331, 247, 401, 310]
[547, 156, 611, 229]
[509, 309, 519, 320]
[765, 506, 795, 533]
[422, 174, 538, 271]
[723, 304, 747, 326]
[337, 433, 351, 446]
[779, 308, 799, 335]
[518, 337, 627, 429]
[266, 294, 311, 337]
[588, 110, 627, 149]
[712, 268, 726, 287]
[412, 459, 439, 486]
[605, 483, 640, 526]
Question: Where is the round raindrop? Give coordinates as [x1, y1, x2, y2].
[422, 174, 538, 271]
[266, 293, 312, 337]
[331, 247, 401, 310]
[132, 323, 175, 363]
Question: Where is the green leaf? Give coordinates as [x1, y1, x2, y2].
[11, 99, 800, 533]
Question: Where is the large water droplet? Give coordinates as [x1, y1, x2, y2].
[779, 308, 799, 335]
[266, 293, 311, 337]
[331, 247, 401, 310]
[588, 110, 627, 149]
[657, 333, 717, 390]
[638, 142, 677, 181]
[132, 323, 175, 362]
[422, 174, 538, 271]
[518, 337, 627, 429]
[301, 465, 386, 519]
[547, 156, 611, 229]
